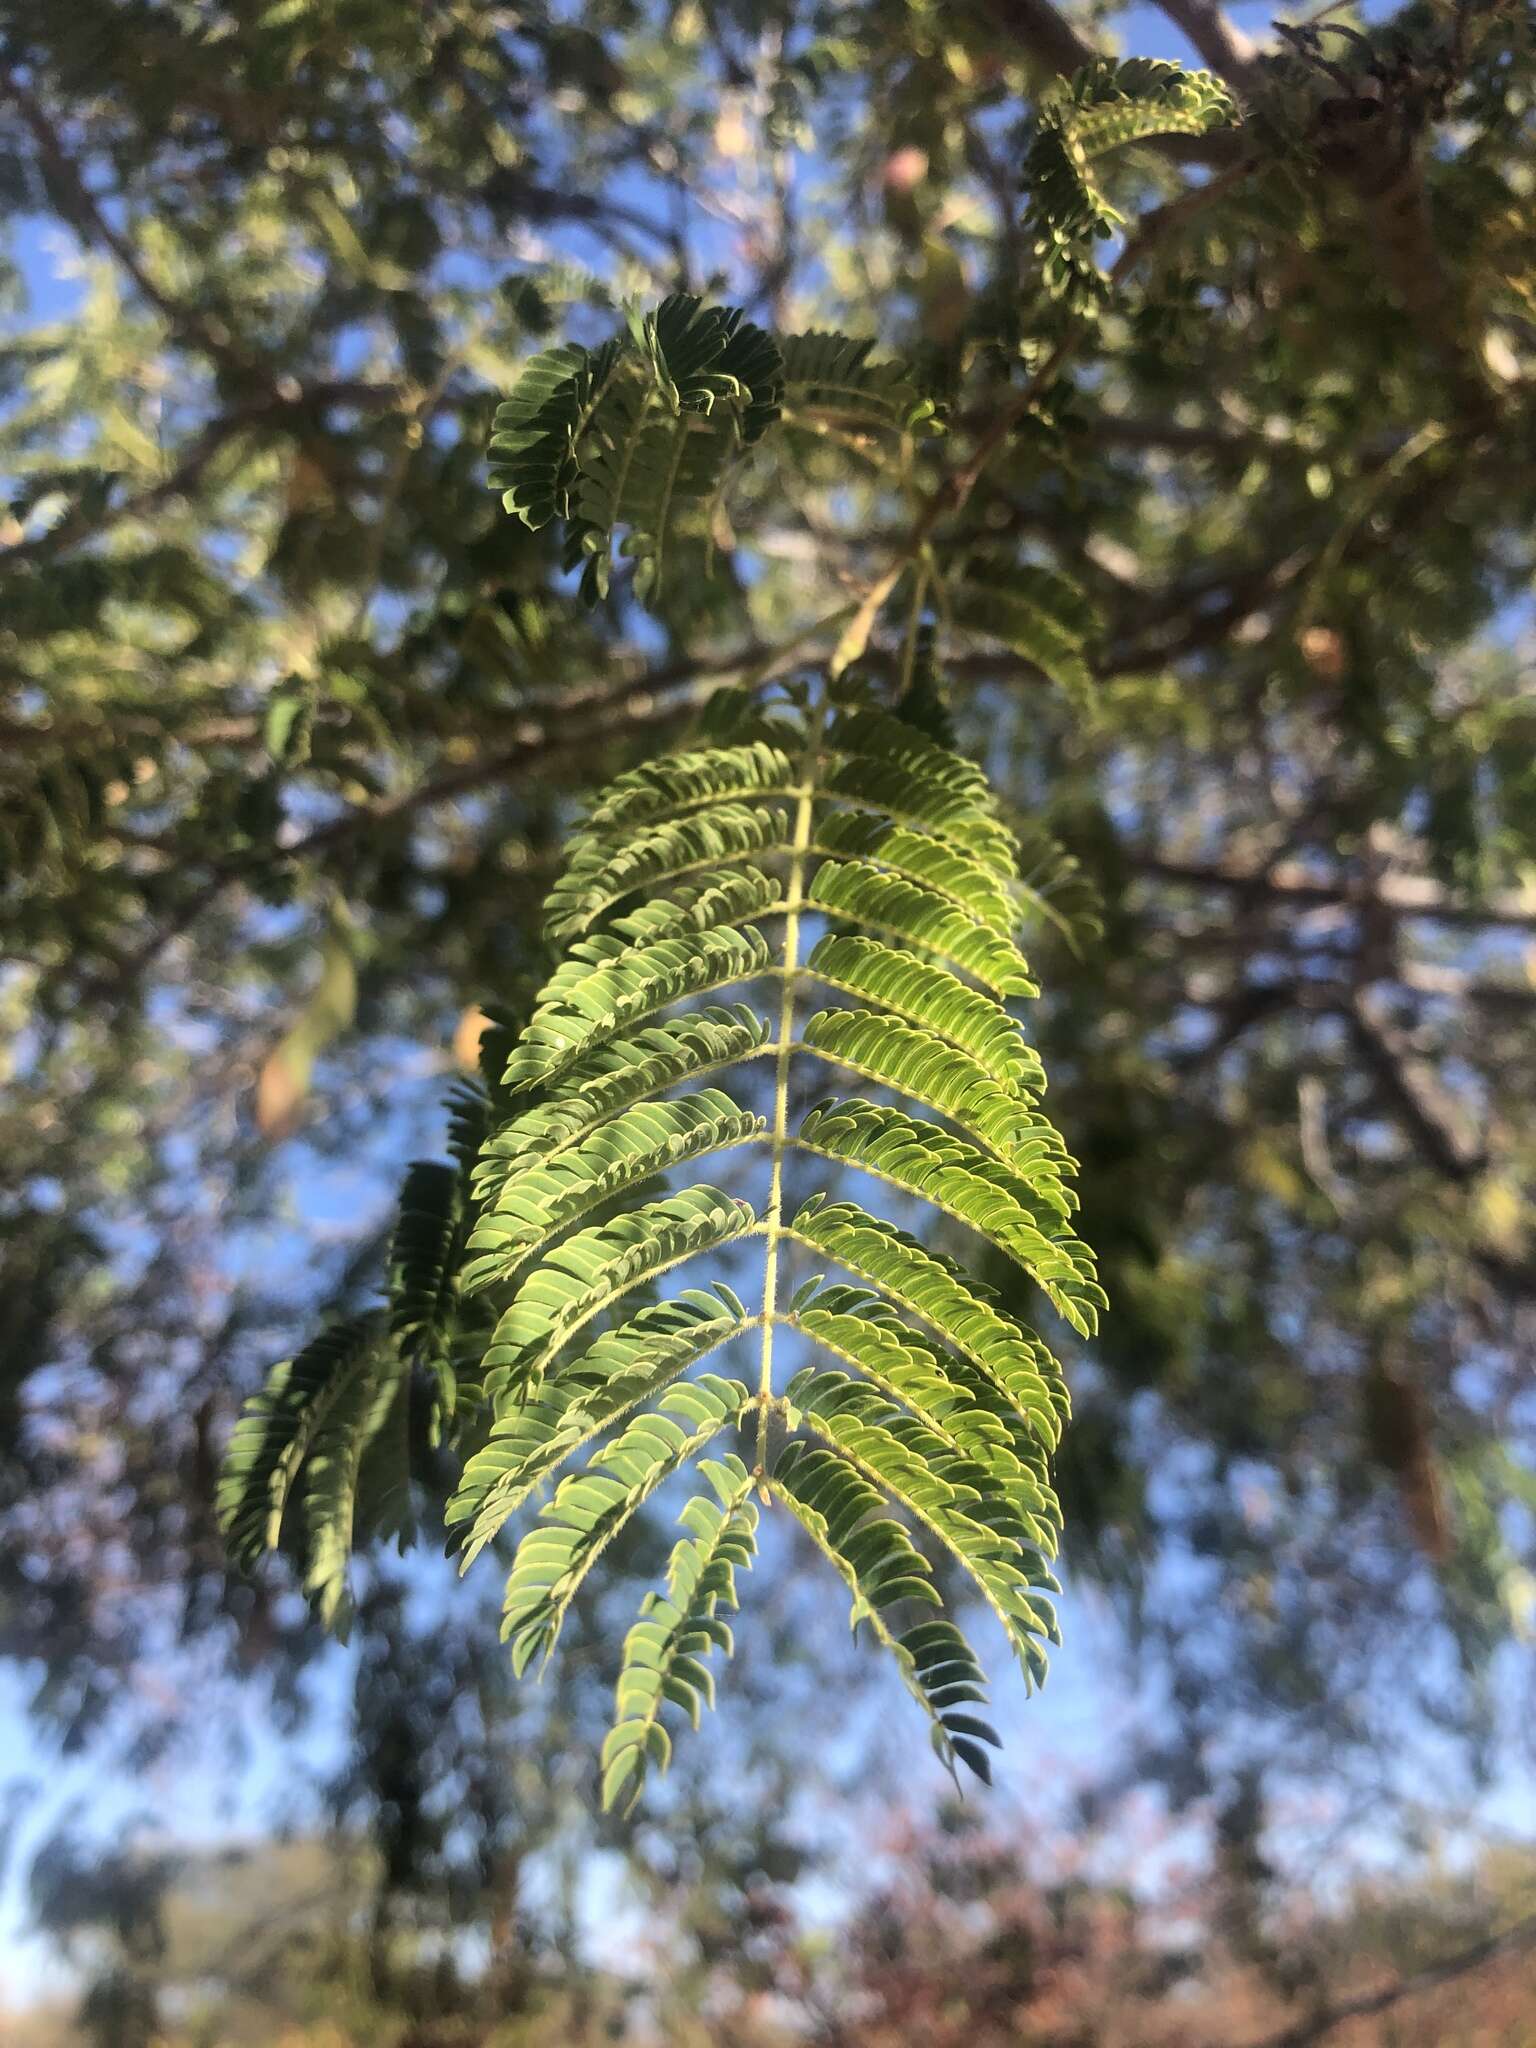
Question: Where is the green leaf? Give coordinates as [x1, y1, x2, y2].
[487, 339, 620, 528]
[463, 1093, 764, 1289]
[500, 1375, 750, 1675]
[228, 660, 1100, 1804]
[546, 806, 791, 941]
[807, 935, 1047, 1098]
[814, 808, 1019, 935]
[948, 561, 1099, 702]
[263, 676, 316, 766]
[477, 1185, 758, 1400]
[502, 924, 773, 1094]
[216, 1314, 404, 1638]
[602, 1461, 758, 1812]
[788, 1199, 1068, 1443]
[218, 1316, 382, 1567]
[580, 739, 799, 835]
[781, 331, 942, 437]
[797, 1099, 1101, 1333]
[489, 297, 784, 605]
[801, 1007, 1064, 1169]
[1023, 59, 1238, 316]
[788, 1283, 1058, 1514]
[770, 1442, 998, 1782]
[789, 1367, 1060, 1686]
[301, 1348, 410, 1638]
[390, 1161, 463, 1366]
[448, 1287, 756, 1566]
[473, 1007, 771, 1210]
[808, 859, 1038, 997]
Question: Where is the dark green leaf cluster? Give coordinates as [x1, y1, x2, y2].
[1, 742, 148, 896]
[1023, 58, 1239, 314]
[216, 1315, 411, 1639]
[222, 669, 1101, 1802]
[947, 558, 1100, 704]
[486, 297, 939, 603]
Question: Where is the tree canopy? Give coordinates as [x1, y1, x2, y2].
[2, 0, 1535, 2023]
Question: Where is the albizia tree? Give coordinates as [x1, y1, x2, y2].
[1, 0, 1533, 1893]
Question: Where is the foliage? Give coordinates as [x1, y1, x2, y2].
[221, 636, 1102, 1800]
[14, 1809, 1536, 2046]
[217, 1312, 409, 1635]
[486, 297, 939, 603]
[819, 1806, 1536, 2048]
[1022, 58, 1239, 315]
[3, 0, 1536, 1965]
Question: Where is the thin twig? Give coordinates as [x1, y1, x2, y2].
[1, 68, 261, 383]
[84, 618, 851, 1006]
[1132, 854, 1536, 932]
[0, 383, 404, 569]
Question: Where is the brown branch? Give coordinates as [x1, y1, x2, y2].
[1154, 0, 1262, 88]
[75, 635, 808, 1007]
[1162, 972, 1536, 1295]
[1133, 854, 1536, 932]
[0, 382, 405, 569]
[1084, 413, 1261, 457]
[1233, 1909, 1536, 2048]
[1271, 21, 1499, 420]
[0, 69, 260, 384]
[976, 0, 1097, 78]
[1399, 961, 1536, 1010]
[1346, 985, 1487, 1181]
[873, 173, 1261, 597]
[283, 660, 748, 861]
[1098, 549, 1311, 673]
[991, 0, 1495, 411]
[1322, 122, 1490, 419]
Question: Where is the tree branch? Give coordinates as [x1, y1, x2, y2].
[1133, 854, 1536, 932]
[1154, 0, 1261, 88]
[977, 0, 1097, 77]
[75, 631, 826, 1007]
[0, 382, 405, 569]
[1083, 412, 1262, 457]
[1346, 985, 1487, 1182]
[0, 68, 260, 384]
[1271, 20, 1499, 421]
[1234, 1909, 1536, 2048]
[1399, 961, 1536, 1011]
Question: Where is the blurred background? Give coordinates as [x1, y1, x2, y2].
[2, 0, 1534, 2041]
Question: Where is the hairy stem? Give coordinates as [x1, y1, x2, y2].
[897, 560, 932, 701]
[756, 707, 821, 1476]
